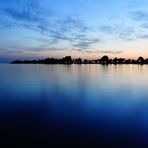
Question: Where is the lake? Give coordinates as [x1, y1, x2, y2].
[0, 64, 148, 147]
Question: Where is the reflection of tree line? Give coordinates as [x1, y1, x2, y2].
[11, 56, 148, 65]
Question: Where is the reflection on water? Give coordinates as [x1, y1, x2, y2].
[0, 64, 148, 147]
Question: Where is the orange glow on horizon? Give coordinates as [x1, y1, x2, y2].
[36, 50, 148, 60]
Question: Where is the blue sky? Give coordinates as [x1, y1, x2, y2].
[1, 0, 148, 62]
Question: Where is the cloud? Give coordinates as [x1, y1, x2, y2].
[100, 50, 123, 54]
[130, 11, 148, 21]
[0, 0, 130, 54]
[137, 34, 148, 39]
[0, 0, 99, 50]
[1, 0, 52, 23]
[56, 16, 89, 33]
[4, 8, 41, 23]
[73, 49, 124, 55]
[99, 25, 116, 34]
[0, 0, 52, 30]
[73, 39, 100, 49]
[0, 48, 42, 60]
[129, 10, 148, 36]
[142, 23, 148, 29]
[0, 49, 24, 55]
[99, 25, 135, 41]
[27, 45, 68, 52]
[0, 48, 25, 59]
[0, 1, 87, 33]
[0, 0, 103, 52]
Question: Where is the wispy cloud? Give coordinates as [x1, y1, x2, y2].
[0, 0, 52, 30]
[100, 50, 123, 54]
[73, 39, 100, 49]
[130, 11, 148, 21]
[0, 49, 24, 56]
[0, 48, 43, 60]
[0, 0, 101, 51]
[137, 34, 148, 39]
[129, 10, 148, 37]
[99, 25, 135, 41]
[74, 49, 124, 55]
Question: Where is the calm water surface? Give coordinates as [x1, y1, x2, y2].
[0, 64, 148, 147]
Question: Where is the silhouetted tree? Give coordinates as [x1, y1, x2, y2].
[100, 56, 109, 64]
[138, 57, 144, 64]
[11, 60, 23, 64]
[125, 59, 132, 64]
[11, 55, 148, 65]
[145, 58, 148, 64]
[84, 59, 88, 64]
[74, 58, 82, 64]
[118, 58, 125, 64]
[62, 56, 72, 64]
[113, 58, 118, 64]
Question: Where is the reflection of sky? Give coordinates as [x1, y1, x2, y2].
[1, 0, 148, 62]
[1, 64, 148, 100]
[1, 64, 148, 112]
[1, 65, 148, 143]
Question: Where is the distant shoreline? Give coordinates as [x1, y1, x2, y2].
[11, 56, 148, 65]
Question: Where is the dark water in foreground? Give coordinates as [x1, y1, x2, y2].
[0, 64, 148, 147]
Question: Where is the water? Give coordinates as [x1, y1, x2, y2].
[0, 64, 148, 147]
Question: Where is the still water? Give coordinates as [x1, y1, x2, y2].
[0, 64, 148, 147]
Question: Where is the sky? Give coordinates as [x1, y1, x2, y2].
[1, 0, 148, 62]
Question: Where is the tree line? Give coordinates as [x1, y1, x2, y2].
[11, 56, 148, 64]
